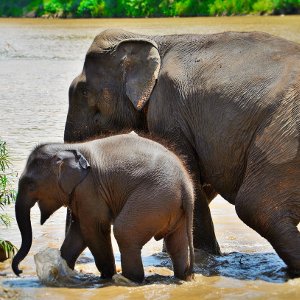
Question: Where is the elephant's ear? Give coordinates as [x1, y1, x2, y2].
[117, 39, 161, 111]
[54, 150, 90, 195]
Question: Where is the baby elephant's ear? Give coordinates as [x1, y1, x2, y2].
[55, 150, 90, 195]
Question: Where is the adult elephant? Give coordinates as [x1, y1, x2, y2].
[64, 29, 300, 272]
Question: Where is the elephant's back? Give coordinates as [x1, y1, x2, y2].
[87, 134, 194, 213]
[91, 133, 191, 182]
[154, 31, 300, 202]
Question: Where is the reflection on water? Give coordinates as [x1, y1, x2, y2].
[0, 16, 300, 299]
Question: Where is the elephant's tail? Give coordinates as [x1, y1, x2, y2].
[182, 183, 195, 280]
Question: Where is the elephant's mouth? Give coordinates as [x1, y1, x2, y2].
[40, 210, 50, 225]
[38, 200, 60, 226]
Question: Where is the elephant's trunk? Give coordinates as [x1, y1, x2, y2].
[64, 120, 74, 142]
[64, 121, 84, 143]
[12, 194, 33, 276]
[64, 112, 91, 143]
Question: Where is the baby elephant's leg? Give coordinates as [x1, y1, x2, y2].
[114, 221, 147, 283]
[164, 218, 190, 280]
[60, 219, 86, 269]
[113, 220, 146, 282]
[113, 192, 161, 283]
[117, 243, 144, 283]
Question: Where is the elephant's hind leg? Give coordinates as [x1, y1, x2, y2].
[116, 243, 144, 283]
[237, 200, 300, 275]
[235, 166, 300, 275]
[164, 218, 190, 280]
[113, 225, 146, 283]
[113, 194, 155, 283]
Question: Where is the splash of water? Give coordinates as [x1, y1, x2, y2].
[34, 248, 102, 287]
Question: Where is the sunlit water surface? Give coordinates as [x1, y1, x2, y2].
[0, 16, 300, 299]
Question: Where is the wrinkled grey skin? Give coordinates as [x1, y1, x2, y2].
[12, 134, 194, 282]
[64, 29, 300, 274]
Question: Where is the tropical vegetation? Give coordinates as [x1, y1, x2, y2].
[0, 140, 17, 261]
[0, 0, 299, 17]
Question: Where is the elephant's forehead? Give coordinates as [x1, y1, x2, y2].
[26, 144, 59, 169]
[88, 29, 136, 54]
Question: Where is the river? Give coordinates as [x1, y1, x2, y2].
[0, 16, 300, 299]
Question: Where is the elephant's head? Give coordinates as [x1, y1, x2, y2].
[12, 145, 90, 276]
[64, 29, 161, 142]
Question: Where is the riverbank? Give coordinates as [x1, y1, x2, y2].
[0, 0, 299, 18]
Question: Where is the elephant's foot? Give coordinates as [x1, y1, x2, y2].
[119, 246, 144, 283]
[164, 220, 194, 281]
[193, 237, 221, 256]
[193, 186, 221, 256]
[235, 174, 300, 279]
[193, 214, 221, 255]
[236, 202, 300, 278]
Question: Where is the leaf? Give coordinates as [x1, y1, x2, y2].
[0, 240, 18, 258]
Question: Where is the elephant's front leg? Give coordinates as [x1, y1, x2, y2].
[60, 217, 87, 269]
[80, 220, 116, 279]
[179, 141, 220, 255]
[193, 184, 220, 254]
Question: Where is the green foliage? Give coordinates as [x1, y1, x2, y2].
[252, 0, 275, 14]
[117, 0, 207, 17]
[273, 0, 300, 14]
[77, 0, 105, 17]
[0, 240, 17, 259]
[0, 0, 299, 18]
[207, 0, 299, 15]
[0, 140, 17, 260]
[0, 0, 26, 16]
[0, 0, 43, 17]
[209, 0, 253, 15]
[117, 0, 160, 17]
[173, 0, 196, 16]
[42, 0, 78, 16]
[0, 140, 16, 226]
[44, 0, 63, 14]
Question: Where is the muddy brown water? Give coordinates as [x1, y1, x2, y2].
[0, 16, 300, 299]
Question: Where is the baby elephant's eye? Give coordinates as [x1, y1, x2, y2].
[94, 112, 101, 124]
[22, 179, 36, 192]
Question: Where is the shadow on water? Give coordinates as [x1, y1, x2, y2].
[194, 250, 289, 283]
[150, 250, 289, 284]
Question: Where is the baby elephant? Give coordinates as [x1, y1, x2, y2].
[12, 133, 194, 282]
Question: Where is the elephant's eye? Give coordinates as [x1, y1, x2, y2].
[82, 88, 88, 97]
[28, 182, 36, 192]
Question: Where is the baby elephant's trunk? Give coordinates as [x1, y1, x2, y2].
[12, 193, 34, 276]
